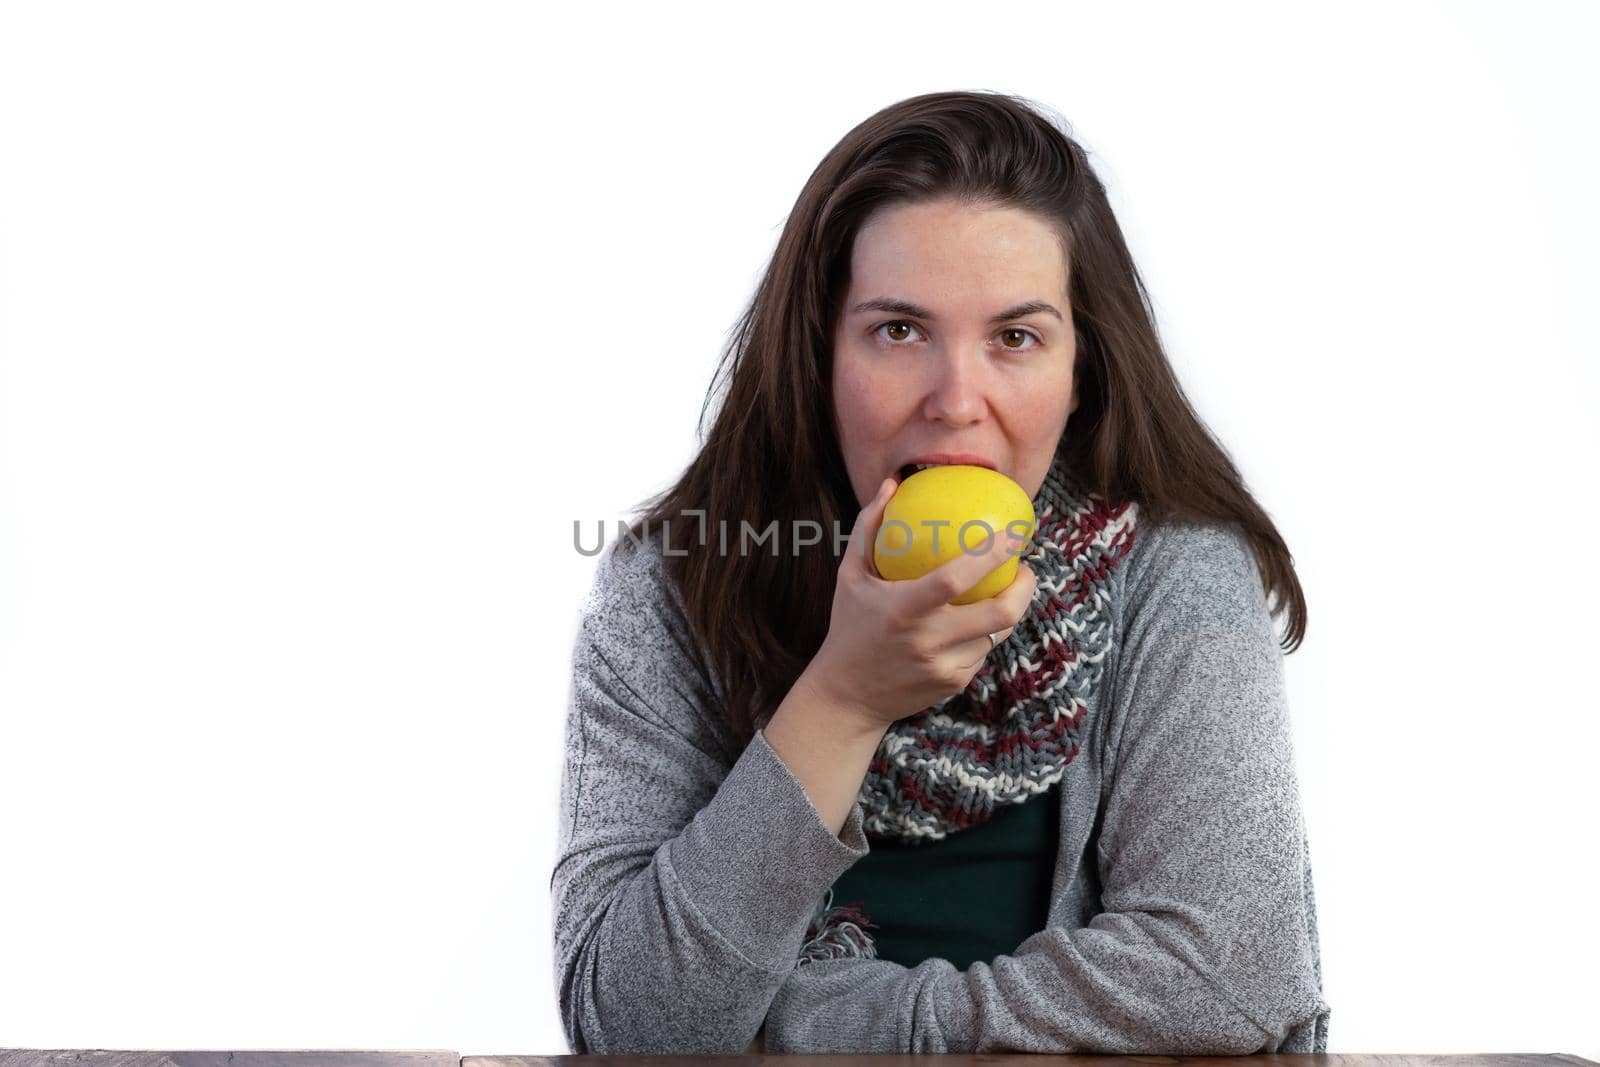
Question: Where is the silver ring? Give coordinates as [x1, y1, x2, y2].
[986, 632, 998, 653]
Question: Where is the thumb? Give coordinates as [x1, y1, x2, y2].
[845, 477, 898, 578]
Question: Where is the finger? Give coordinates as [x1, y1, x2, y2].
[961, 634, 993, 671]
[1002, 562, 1038, 621]
[943, 563, 1035, 649]
[911, 523, 1022, 608]
[844, 476, 899, 578]
[1006, 561, 1038, 608]
[960, 623, 1013, 671]
[907, 522, 1031, 612]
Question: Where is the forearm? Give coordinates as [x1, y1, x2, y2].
[568, 884, 785, 1054]
[762, 665, 887, 838]
[557, 650, 877, 1054]
[762, 923, 1305, 1055]
[556, 724, 872, 1054]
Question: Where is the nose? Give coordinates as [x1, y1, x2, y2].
[922, 349, 989, 427]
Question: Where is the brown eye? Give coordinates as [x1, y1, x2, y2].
[1000, 328, 1034, 349]
[883, 322, 914, 342]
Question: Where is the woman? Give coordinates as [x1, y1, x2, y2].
[552, 89, 1329, 1055]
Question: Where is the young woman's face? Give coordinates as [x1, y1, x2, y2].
[831, 198, 1080, 508]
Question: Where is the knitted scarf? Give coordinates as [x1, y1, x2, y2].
[796, 458, 1140, 965]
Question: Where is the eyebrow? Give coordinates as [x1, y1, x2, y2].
[848, 297, 1065, 325]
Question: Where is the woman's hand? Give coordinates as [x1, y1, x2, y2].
[804, 476, 1037, 732]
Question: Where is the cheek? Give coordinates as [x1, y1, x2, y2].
[832, 352, 898, 445]
[1034, 364, 1077, 420]
[1004, 375, 1073, 422]
[1001, 374, 1076, 457]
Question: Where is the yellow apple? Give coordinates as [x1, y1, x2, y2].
[873, 465, 1035, 604]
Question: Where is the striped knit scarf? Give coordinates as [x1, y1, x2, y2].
[796, 459, 1140, 965]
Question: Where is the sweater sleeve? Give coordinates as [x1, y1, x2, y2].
[550, 538, 871, 1055]
[761, 519, 1330, 1054]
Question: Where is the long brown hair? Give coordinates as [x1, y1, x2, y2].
[621, 89, 1306, 749]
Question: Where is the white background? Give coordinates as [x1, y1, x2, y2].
[2, 0, 1596, 1058]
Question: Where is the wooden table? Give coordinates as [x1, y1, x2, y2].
[0, 1052, 1594, 1066]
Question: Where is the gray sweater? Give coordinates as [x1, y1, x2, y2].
[551, 517, 1331, 1054]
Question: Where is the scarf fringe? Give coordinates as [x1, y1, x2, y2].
[796, 887, 878, 966]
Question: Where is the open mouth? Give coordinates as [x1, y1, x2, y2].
[897, 462, 948, 480]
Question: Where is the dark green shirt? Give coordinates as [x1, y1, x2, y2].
[825, 781, 1062, 971]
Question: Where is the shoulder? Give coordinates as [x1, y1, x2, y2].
[579, 529, 695, 657]
[580, 529, 684, 629]
[1118, 516, 1271, 639]
[1095, 515, 1294, 810]
[574, 529, 726, 724]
